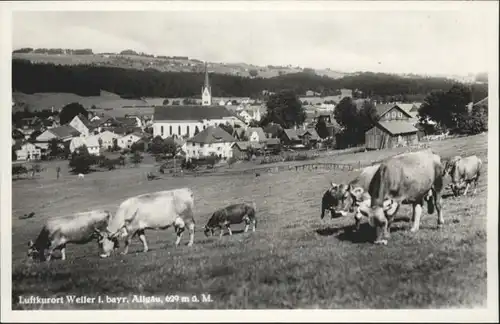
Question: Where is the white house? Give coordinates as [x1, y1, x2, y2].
[184, 126, 236, 160]
[35, 125, 80, 149]
[246, 127, 267, 143]
[97, 130, 120, 150]
[69, 114, 95, 137]
[118, 132, 142, 149]
[69, 135, 101, 155]
[14, 142, 42, 161]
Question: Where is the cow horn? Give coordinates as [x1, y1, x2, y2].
[28, 240, 34, 248]
[330, 182, 338, 189]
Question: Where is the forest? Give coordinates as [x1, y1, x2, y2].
[12, 59, 488, 101]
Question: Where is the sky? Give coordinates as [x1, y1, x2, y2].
[11, 6, 495, 76]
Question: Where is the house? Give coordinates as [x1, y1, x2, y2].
[281, 129, 303, 147]
[97, 130, 120, 150]
[297, 128, 320, 147]
[69, 135, 101, 155]
[184, 126, 236, 160]
[14, 142, 42, 161]
[35, 125, 81, 150]
[246, 127, 267, 143]
[118, 132, 143, 149]
[232, 141, 252, 160]
[238, 105, 263, 123]
[264, 137, 281, 153]
[69, 114, 95, 137]
[115, 117, 139, 128]
[365, 104, 419, 150]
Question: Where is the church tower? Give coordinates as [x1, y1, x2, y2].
[201, 62, 212, 106]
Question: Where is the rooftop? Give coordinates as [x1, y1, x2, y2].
[377, 120, 418, 135]
[187, 126, 237, 144]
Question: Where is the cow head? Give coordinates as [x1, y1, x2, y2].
[202, 225, 215, 237]
[27, 240, 42, 261]
[93, 228, 120, 258]
[443, 156, 461, 177]
[325, 182, 367, 218]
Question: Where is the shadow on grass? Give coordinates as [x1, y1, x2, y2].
[316, 222, 409, 244]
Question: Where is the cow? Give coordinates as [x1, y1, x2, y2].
[320, 164, 385, 225]
[27, 210, 118, 262]
[445, 155, 482, 197]
[203, 202, 257, 238]
[78, 173, 85, 179]
[95, 188, 195, 258]
[366, 149, 445, 245]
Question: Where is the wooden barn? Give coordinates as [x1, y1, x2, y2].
[365, 104, 419, 150]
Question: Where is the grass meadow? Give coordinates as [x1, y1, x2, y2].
[11, 134, 489, 309]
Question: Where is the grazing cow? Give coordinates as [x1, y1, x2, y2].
[95, 188, 195, 258]
[203, 202, 257, 238]
[446, 155, 482, 197]
[443, 156, 462, 176]
[367, 150, 444, 245]
[321, 164, 384, 223]
[78, 173, 85, 179]
[27, 210, 118, 262]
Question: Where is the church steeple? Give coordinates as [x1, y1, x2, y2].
[202, 62, 212, 106]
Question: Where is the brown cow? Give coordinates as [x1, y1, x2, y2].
[204, 202, 257, 238]
[366, 150, 445, 245]
[445, 155, 482, 197]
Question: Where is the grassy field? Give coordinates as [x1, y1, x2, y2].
[11, 134, 489, 309]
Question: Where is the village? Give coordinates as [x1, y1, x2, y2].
[11, 62, 451, 178]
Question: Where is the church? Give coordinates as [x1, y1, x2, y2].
[153, 63, 245, 139]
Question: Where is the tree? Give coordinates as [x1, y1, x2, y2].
[219, 123, 234, 136]
[130, 141, 145, 153]
[111, 138, 119, 152]
[59, 102, 88, 125]
[261, 90, 306, 129]
[68, 145, 93, 174]
[334, 98, 378, 147]
[12, 147, 17, 161]
[163, 99, 170, 105]
[194, 126, 200, 136]
[98, 138, 103, 149]
[12, 165, 28, 179]
[315, 118, 330, 139]
[419, 84, 471, 133]
[150, 135, 167, 155]
[48, 138, 62, 157]
[130, 151, 144, 166]
[163, 137, 181, 157]
[249, 69, 259, 78]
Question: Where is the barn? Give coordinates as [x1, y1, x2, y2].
[365, 104, 419, 150]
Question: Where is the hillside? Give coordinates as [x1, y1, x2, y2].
[12, 52, 349, 79]
[12, 59, 488, 104]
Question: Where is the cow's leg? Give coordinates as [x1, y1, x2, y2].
[227, 225, 233, 236]
[187, 222, 195, 247]
[371, 208, 388, 245]
[121, 232, 134, 255]
[354, 212, 362, 232]
[410, 203, 423, 232]
[473, 178, 479, 195]
[243, 215, 250, 233]
[463, 182, 471, 196]
[435, 194, 444, 227]
[137, 230, 148, 253]
[219, 226, 224, 239]
[174, 216, 186, 246]
[252, 219, 257, 232]
[60, 244, 67, 261]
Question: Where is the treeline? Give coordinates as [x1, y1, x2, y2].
[13, 48, 94, 55]
[12, 59, 488, 100]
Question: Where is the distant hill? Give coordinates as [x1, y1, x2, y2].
[12, 58, 488, 109]
[12, 51, 350, 79]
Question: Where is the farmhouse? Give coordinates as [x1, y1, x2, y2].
[246, 127, 267, 143]
[184, 126, 236, 160]
[14, 142, 42, 161]
[69, 135, 101, 155]
[118, 132, 142, 149]
[365, 104, 419, 150]
[97, 130, 120, 150]
[35, 125, 81, 150]
[231, 141, 264, 160]
[69, 114, 96, 137]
